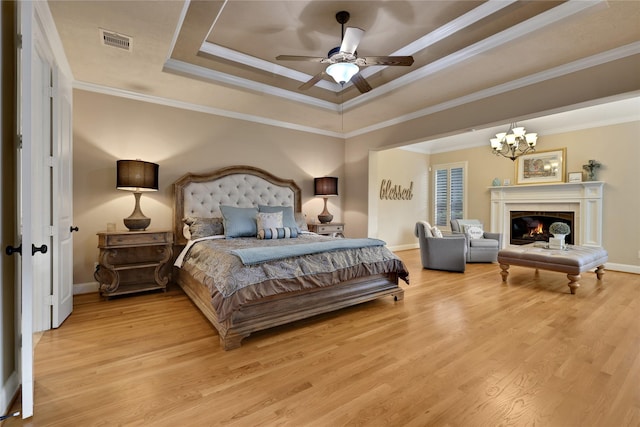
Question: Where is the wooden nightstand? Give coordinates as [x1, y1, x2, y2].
[307, 222, 345, 237]
[95, 230, 173, 297]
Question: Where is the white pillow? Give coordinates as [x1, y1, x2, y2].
[464, 224, 484, 239]
[431, 226, 443, 238]
[256, 211, 283, 231]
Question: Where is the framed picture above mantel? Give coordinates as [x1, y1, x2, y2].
[515, 148, 566, 185]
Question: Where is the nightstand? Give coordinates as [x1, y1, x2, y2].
[95, 230, 173, 297]
[307, 222, 345, 237]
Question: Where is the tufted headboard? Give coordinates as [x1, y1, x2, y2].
[173, 165, 302, 245]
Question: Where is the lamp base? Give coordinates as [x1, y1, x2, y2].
[317, 214, 333, 224]
[124, 191, 151, 231]
[123, 217, 151, 231]
[317, 196, 333, 224]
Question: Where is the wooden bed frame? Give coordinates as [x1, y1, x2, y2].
[173, 165, 404, 350]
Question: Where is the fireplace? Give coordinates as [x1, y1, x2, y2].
[510, 211, 574, 245]
[490, 182, 604, 248]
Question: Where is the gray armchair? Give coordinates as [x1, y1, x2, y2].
[415, 221, 467, 272]
[450, 219, 502, 263]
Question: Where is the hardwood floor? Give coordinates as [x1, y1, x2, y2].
[6, 249, 640, 426]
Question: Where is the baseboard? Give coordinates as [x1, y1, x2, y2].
[388, 243, 419, 252]
[605, 263, 640, 275]
[1, 370, 19, 418]
[74, 281, 99, 295]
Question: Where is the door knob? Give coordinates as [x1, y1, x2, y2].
[6, 244, 22, 256]
[70, 226, 79, 232]
[32, 244, 48, 256]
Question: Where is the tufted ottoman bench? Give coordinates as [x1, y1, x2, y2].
[497, 244, 608, 294]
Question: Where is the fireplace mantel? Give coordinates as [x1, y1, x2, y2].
[490, 182, 604, 247]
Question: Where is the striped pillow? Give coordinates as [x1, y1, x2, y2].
[257, 227, 299, 239]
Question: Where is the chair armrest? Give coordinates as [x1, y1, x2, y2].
[483, 232, 502, 246]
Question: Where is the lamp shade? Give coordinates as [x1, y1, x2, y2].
[326, 63, 359, 84]
[117, 160, 159, 191]
[314, 177, 338, 196]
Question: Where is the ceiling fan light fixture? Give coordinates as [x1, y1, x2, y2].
[326, 62, 359, 84]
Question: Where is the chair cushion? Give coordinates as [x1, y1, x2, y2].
[470, 239, 499, 248]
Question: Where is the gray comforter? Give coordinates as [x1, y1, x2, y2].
[180, 233, 409, 321]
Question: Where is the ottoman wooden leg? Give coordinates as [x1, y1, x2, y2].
[595, 265, 605, 280]
[567, 274, 581, 294]
[500, 264, 510, 282]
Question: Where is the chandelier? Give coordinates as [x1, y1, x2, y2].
[490, 123, 538, 161]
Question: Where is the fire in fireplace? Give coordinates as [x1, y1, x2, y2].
[510, 211, 574, 245]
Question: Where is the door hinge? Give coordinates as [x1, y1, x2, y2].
[47, 155, 55, 167]
[49, 225, 55, 236]
[17, 134, 23, 149]
[17, 34, 22, 49]
[47, 295, 55, 306]
[48, 86, 54, 98]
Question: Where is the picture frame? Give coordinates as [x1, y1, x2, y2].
[515, 148, 566, 185]
[568, 172, 583, 183]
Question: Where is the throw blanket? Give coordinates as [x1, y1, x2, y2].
[231, 238, 386, 265]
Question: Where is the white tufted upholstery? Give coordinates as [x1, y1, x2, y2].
[183, 173, 296, 218]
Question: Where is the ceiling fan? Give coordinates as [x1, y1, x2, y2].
[276, 11, 414, 93]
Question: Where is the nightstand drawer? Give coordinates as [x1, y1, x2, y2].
[316, 224, 343, 233]
[99, 231, 172, 248]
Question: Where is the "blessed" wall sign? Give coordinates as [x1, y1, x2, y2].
[380, 179, 414, 200]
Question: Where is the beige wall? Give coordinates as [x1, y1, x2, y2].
[374, 121, 640, 269]
[73, 90, 640, 286]
[72, 90, 345, 284]
[369, 149, 429, 249]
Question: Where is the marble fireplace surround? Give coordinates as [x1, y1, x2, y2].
[490, 182, 604, 248]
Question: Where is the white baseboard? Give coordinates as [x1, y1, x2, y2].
[388, 243, 419, 252]
[1, 370, 19, 417]
[605, 263, 640, 275]
[74, 281, 99, 295]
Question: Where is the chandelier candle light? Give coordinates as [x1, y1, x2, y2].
[490, 123, 538, 161]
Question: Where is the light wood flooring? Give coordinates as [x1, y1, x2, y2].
[6, 249, 640, 426]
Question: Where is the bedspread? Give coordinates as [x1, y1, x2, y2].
[179, 234, 409, 322]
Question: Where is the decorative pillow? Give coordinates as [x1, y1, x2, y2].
[257, 226, 299, 239]
[258, 205, 299, 231]
[431, 226, 443, 238]
[294, 212, 309, 232]
[463, 224, 484, 240]
[220, 206, 259, 238]
[256, 211, 283, 231]
[183, 216, 224, 239]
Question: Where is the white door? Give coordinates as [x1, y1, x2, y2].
[18, 0, 68, 417]
[18, 0, 36, 417]
[52, 67, 74, 327]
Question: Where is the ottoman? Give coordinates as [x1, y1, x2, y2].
[497, 244, 608, 294]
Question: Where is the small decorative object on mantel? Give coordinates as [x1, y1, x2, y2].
[492, 178, 501, 186]
[582, 159, 601, 181]
[548, 221, 570, 249]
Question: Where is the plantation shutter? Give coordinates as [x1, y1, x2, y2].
[433, 163, 466, 227]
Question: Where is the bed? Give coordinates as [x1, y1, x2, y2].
[173, 165, 409, 350]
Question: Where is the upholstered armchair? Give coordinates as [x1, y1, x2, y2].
[415, 221, 467, 272]
[450, 219, 502, 263]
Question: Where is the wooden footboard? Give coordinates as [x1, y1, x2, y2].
[176, 268, 404, 350]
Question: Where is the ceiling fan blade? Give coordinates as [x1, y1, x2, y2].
[276, 55, 325, 62]
[299, 71, 326, 90]
[350, 73, 372, 94]
[362, 56, 414, 66]
[340, 27, 364, 54]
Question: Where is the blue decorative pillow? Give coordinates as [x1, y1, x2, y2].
[220, 206, 258, 238]
[257, 227, 299, 240]
[258, 205, 299, 231]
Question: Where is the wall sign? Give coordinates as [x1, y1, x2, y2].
[380, 179, 414, 200]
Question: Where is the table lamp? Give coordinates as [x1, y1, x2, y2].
[116, 159, 158, 231]
[314, 177, 338, 224]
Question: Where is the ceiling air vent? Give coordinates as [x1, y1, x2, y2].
[100, 29, 132, 52]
